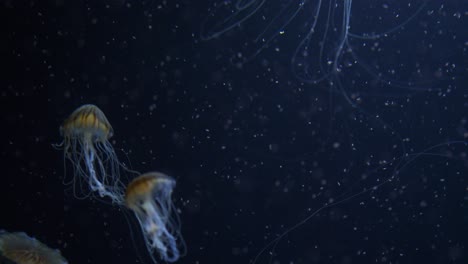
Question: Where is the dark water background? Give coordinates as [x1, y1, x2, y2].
[1, 0, 467, 263]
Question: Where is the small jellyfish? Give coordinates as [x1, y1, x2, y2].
[125, 172, 185, 263]
[57, 104, 125, 204]
[0, 231, 68, 264]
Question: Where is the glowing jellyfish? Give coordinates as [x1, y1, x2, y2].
[125, 172, 185, 263]
[58, 104, 125, 204]
[0, 231, 68, 264]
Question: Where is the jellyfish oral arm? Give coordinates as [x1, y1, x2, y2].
[141, 202, 163, 245]
[83, 143, 120, 203]
[137, 201, 181, 262]
[84, 146, 106, 196]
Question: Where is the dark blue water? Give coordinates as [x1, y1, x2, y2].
[1, 0, 467, 263]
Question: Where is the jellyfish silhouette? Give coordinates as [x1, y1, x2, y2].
[125, 172, 186, 263]
[0, 230, 68, 264]
[57, 104, 125, 204]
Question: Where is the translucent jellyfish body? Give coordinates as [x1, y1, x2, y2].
[58, 104, 125, 204]
[125, 172, 185, 263]
[0, 231, 68, 264]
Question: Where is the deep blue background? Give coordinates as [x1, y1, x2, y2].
[1, 0, 467, 263]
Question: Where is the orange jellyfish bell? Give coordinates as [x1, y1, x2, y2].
[125, 172, 176, 210]
[60, 104, 113, 142]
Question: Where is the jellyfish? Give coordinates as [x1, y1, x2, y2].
[57, 104, 125, 204]
[201, 0, 432, 102]
[125, 172, 185, 263]
[0, 230, 68, 264]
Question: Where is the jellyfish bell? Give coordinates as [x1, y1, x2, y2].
[125, 172, 185, 263]
[0, 230, 68, 264]
[56, 104, 125, 204]
[60, 104, 114, 143]
[125, 172, 176, 211]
